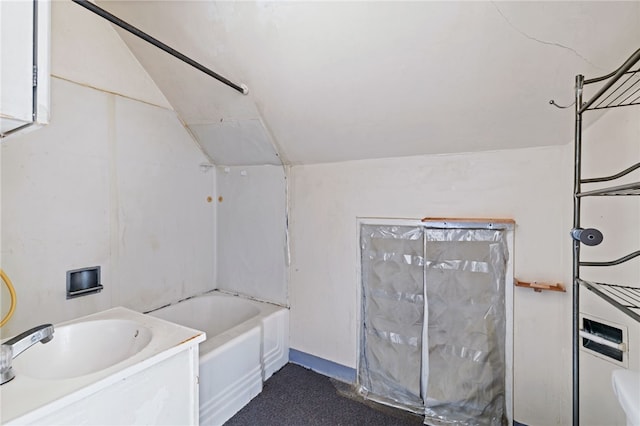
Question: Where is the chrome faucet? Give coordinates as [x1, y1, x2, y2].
[1, 324, 54, 385]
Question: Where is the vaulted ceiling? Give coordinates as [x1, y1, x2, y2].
[96, 1, 640, 166]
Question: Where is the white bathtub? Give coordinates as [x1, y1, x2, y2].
[148, 291, 289, 426]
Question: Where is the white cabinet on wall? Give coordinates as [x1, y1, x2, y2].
[0, 0, 50, 138]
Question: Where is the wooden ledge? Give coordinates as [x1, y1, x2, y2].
[422, 217, 515, 224]
[515, 279, 566, 293]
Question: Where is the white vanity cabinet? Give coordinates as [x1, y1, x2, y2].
[31, 348, 201, 425]
[1, 308, 205, 425]
[0, 0, 50, 138]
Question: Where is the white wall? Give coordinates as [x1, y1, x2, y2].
[287, 102, 639, 426]
[0, 1, 214, 337]
[216, 165, 287, 305]
[288, 145, 574, 425]
[51, 0, 171, 109]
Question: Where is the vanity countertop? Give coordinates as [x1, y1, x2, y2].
[0, 307, 205, 424]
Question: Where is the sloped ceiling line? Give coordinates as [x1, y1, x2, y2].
[100, 1, 640, 165]
[94, 0, 280, 166]
[73, 0, 248, 95]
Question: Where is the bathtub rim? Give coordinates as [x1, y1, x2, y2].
[146, 289, 288, 357]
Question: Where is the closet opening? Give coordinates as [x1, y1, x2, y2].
[357, 218, 514, 425]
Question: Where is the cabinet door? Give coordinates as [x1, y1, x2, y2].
[1, 0, 49, 139]
[0, 0, 35, 135]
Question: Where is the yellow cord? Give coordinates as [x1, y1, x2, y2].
[0, 269, 17, 327]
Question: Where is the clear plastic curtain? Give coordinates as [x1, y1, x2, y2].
[359, 224, 508, 425]
[423, 228, 507, 425]
[359, 225, 425, 412]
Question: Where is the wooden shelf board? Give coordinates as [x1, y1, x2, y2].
[515, 279, 566, 293]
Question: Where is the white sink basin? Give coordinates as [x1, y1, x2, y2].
[612, 369, 640, 426]
[12, 319, 152, 380]
[1, 307, 205, 425]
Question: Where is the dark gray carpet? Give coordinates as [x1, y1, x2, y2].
[224, 363, 424, 426]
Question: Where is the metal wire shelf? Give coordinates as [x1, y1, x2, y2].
[571, 46, 640, 425]
[577, 181, 640, 197]
[580, 48, 640, 112]
[579, 279, 640, 322]
[583, 69, 640, 111]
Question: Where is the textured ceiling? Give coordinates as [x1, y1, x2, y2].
[96, 1, 640, 166]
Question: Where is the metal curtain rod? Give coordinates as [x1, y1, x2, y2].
[71, 0, 248, 95]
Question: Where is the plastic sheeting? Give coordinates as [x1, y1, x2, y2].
[359, 224, 508, 425]
[359, 225, 426, 412]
